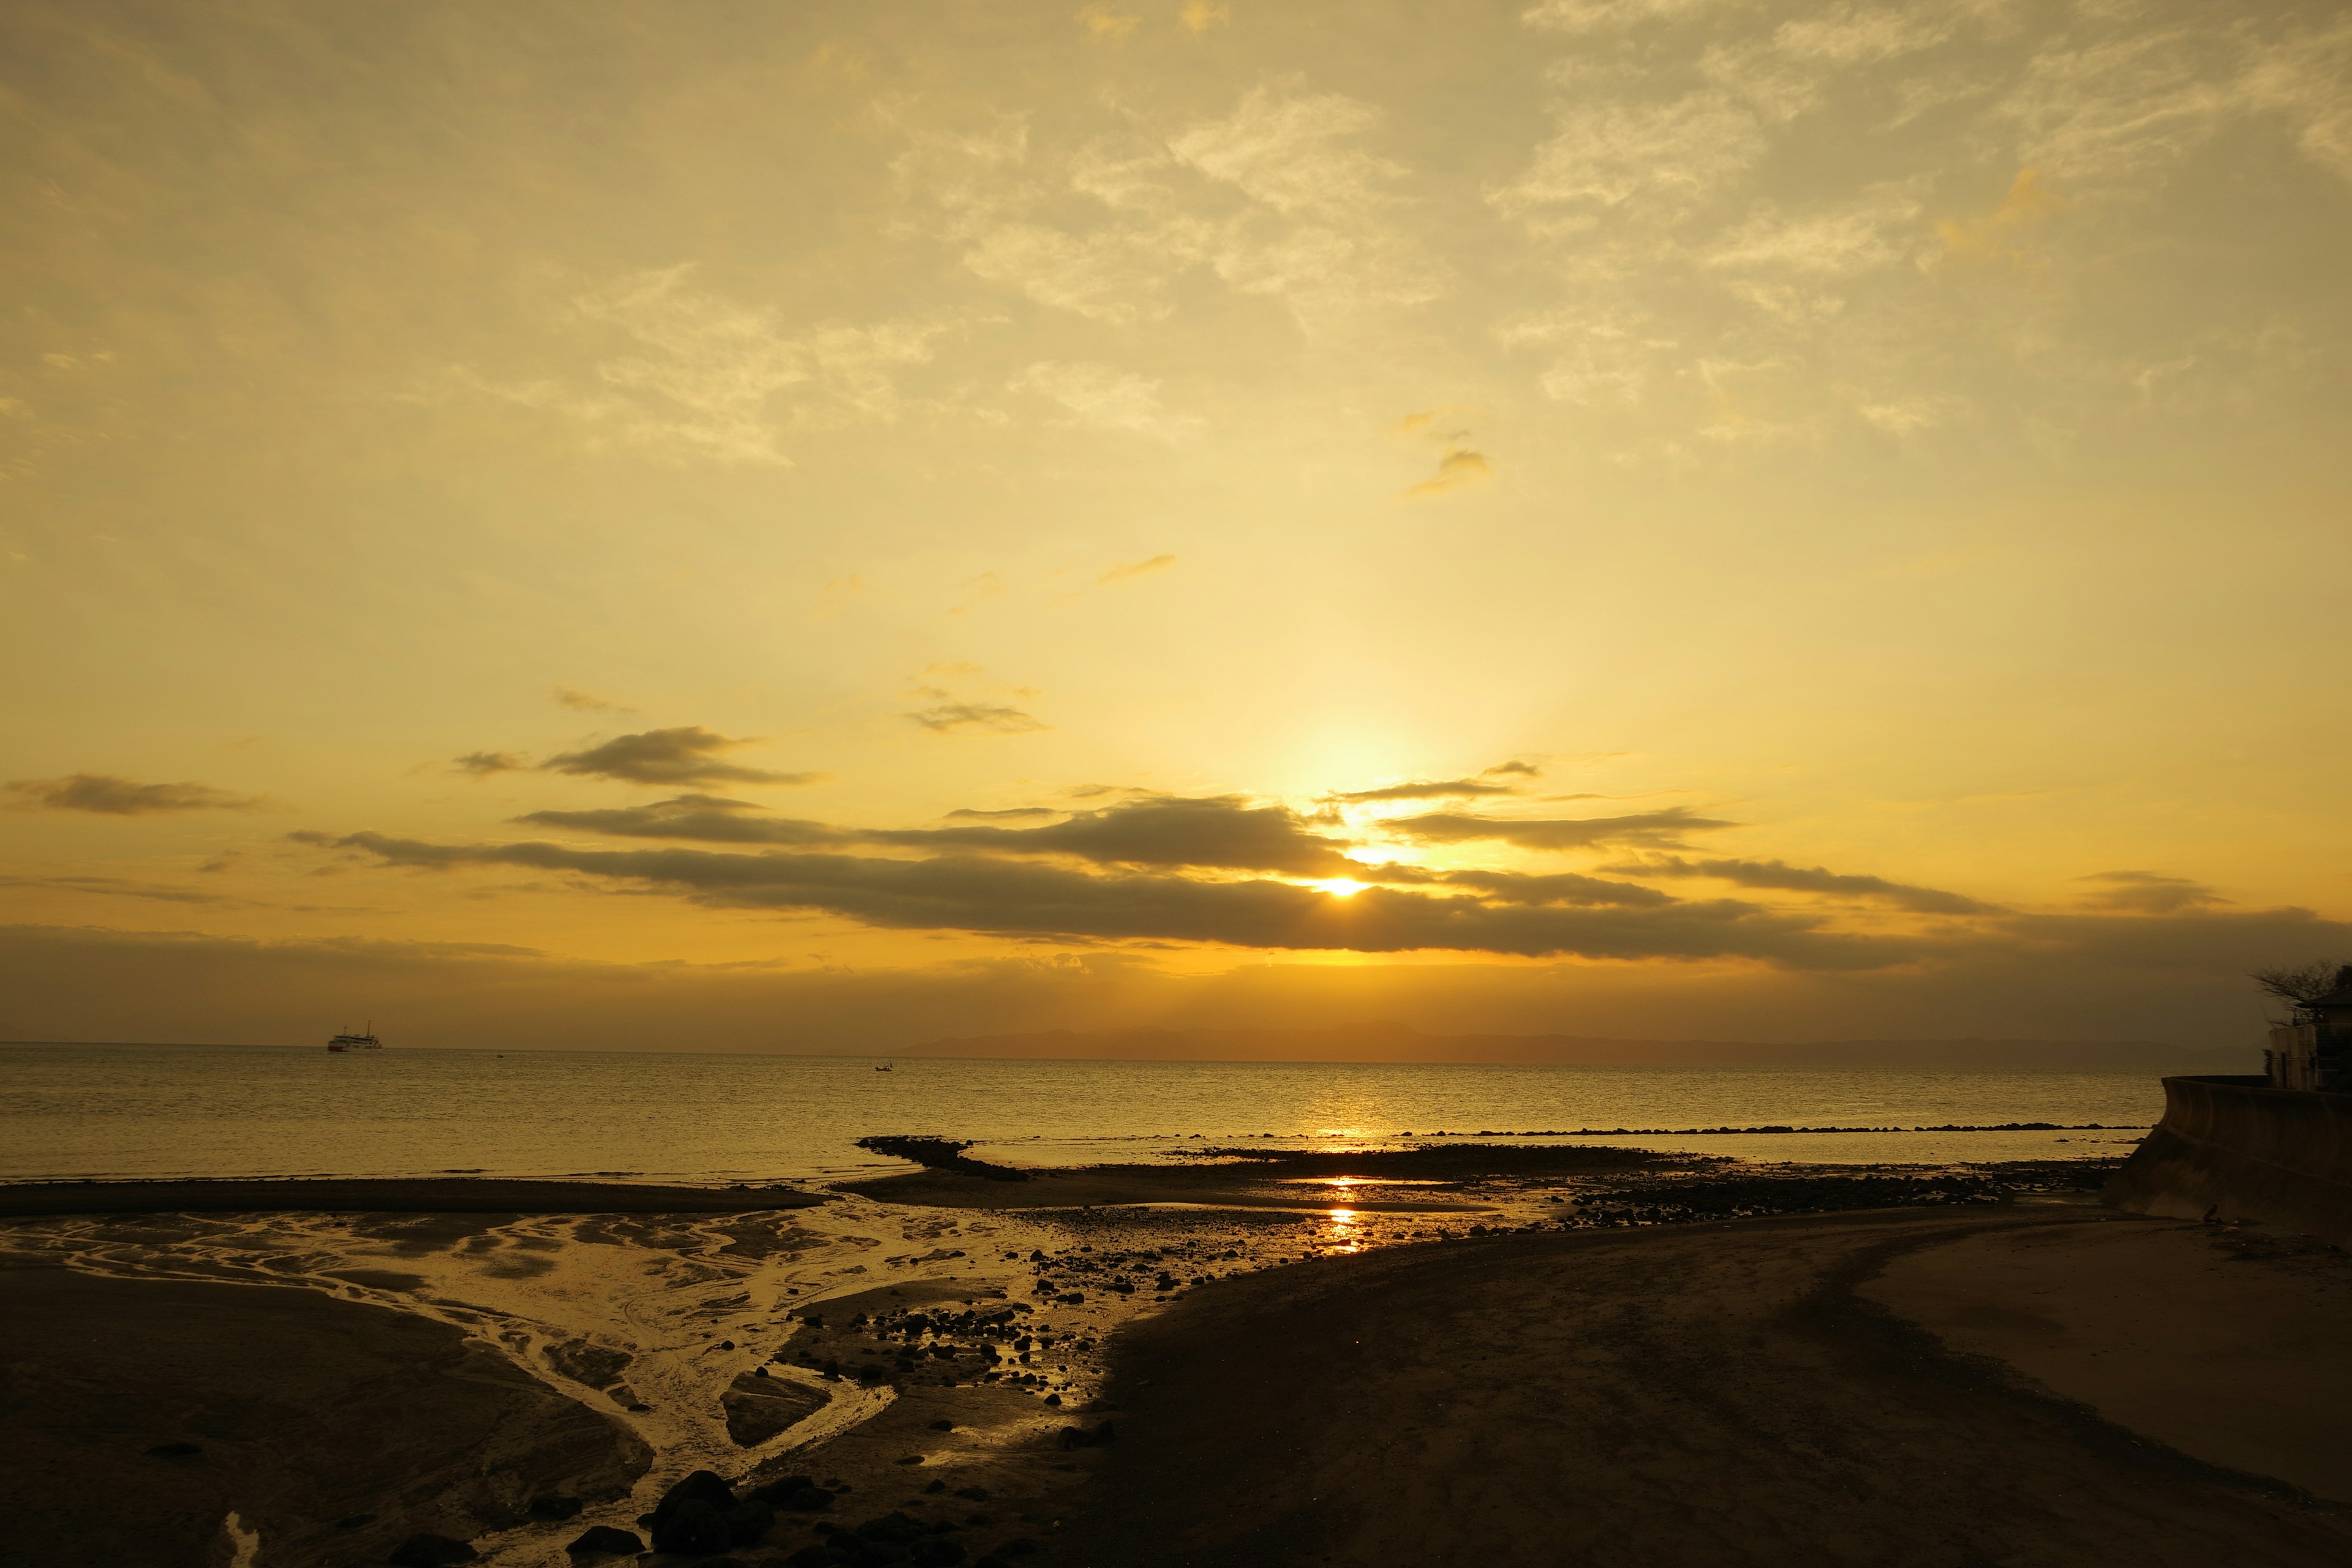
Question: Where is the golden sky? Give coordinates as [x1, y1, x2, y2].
[4, 0, 2350, 1050]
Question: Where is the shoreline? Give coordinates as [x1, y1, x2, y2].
[0, 1176, 829, 1219]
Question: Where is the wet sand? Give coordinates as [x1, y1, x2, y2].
[1067, 1205, 2352, 1567]
[0, 1176, 826, 1219]
[0, 1258, 647, 1568]
[10, 1153, 2341, 1567]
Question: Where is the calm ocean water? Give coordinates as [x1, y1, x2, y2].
[0, 1042, 2162, 1183]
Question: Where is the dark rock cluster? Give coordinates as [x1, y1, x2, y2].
[571, 1469, 1046, 1567]
[1566, 1172, 2008, 1226]
[853, 1137, 1031, 1183]
[782, 1301, 1088, 1396]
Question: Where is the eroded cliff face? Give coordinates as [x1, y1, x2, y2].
[2105, 1074, 2352, 1242]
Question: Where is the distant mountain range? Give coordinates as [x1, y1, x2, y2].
[895, 1023, 2252, 1072]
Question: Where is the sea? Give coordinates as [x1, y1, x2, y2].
[0, 1041, 2163, 1185]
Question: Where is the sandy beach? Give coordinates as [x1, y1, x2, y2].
[5, 1150, 2344, 1566]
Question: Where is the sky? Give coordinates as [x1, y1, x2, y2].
[4, 0, 2350, 1052]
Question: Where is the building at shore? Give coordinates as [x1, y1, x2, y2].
[2263, 968, 2352, 1092]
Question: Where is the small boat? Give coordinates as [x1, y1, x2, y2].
[327, 1022, 383, 1053]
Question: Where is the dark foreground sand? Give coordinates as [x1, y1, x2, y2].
[10, 1167, 2349, 1568]
[1065, 1207, 2352, 1568]
[0, 1259, 648, 1567]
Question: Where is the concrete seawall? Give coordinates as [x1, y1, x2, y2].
[2105, 1074, 2352, 1242]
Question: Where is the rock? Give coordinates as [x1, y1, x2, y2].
[1042, 1393, 1061, 1407]
[527, 1495, 584, 1521]
[927, 1418, 955, 1431]
[923, 1480, 946, 1494]
[1054, 1420, 1116, 1450]
[911, 1540, 967, 1567]
[652, 1468, 737, 1519]
[651, 1498, 736, 1556]
[543, 1338, 633, 1389]
[771, 1485, 835, 1513]
[334, 1515, 377, 1531]
[144, 1441, 202, 1458]
[386, 1534, 478, 1566]
[856, 1512, 928, 1545]
[783, 1549, 832, 1568]
[725, 1499, 775, 1546]
[564, 1526, 645, 1558]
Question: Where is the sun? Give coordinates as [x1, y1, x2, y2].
[1309, 878, 1368, 897]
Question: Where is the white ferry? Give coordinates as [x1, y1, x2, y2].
[326, 1023, 383, 1053]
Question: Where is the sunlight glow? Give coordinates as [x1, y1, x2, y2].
[1310, 878, 1369, 897]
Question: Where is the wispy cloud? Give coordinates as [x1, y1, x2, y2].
[1327, 777, 1521, 804]
[5, 773, 267, 815]
[1099, 553, 1178, 584]
[473, 266, 962, 464]
[1615, 854, 1997, 914]
[905, 701, 1050, 735]
[1404, 447, 1493, 499]
[1380, 806, 1733, 850]
[541, 727, 819, 786]
[554, 687, 633, 713]
[452, 752, 527, 778]
[1075, 4, 1140, 42]
[2076, 870, 2229, 914]
[891, 78, 1438, 328]
[1012, 361, 1200, 439]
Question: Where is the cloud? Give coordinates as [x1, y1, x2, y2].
[516, 794, 843, 846]
[1327, 778, 1522, 804]
[1521, 0, 1725, 32]
[908, 795, 1359, 876]
[891, 80, 1434, 327]
[540, 727, 818, 786]
[1404, 447, 1492, 499]
[1934, 167, 2065, 266]
[1076, 4, 1140, 40]
[4, 773, 266, 815]
[904, 702, 1050, 734]
[1437, 868, 1676, 908]
[1012, 362, 1199, 439]
[554, 687, 633, 713]
[2076, 871, 2230, 914]
[1380, 807, 1733, 850]
[1493, 89, 1766, 219]
[526, 792, 1359, 878]
[0, 872, 236, 905]
[1178, 0, 1230, 32]
[1099, 554, 1178, 584]
[298, 829, 1902, 968]
[1705, 185, 1923, 276]
[1484, 760, 1543, 778]
[476, 266, 959, 464]
[944, 806, 1060, 821]
[452, 751, 527, 778]
[1616, 856, 1996, 914]
[1168, 81, 1400, 222]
